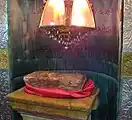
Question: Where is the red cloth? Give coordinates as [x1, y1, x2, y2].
[24, 79, 95, 98]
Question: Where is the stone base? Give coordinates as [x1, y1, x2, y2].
[8, 88, 99, 120]
[21, 114, 91, 120]
[21, 114, 51, 120]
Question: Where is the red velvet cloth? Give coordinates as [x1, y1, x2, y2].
[24, 79, 95, 98]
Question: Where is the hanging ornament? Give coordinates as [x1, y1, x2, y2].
[39, 0, 96, 49]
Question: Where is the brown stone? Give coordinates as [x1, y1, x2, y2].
[24, 71, 87, 91]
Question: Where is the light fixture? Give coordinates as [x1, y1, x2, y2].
[39, 0, 96, 49]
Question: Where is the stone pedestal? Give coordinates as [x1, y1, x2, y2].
[21, 114, 91, 120]
[7, 88, 99, 120]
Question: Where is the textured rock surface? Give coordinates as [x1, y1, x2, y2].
[0, 0, 8, 49]
[0, 69, 11, 120]
[119, 78, 132, 120]
[123, 0, 132, 52]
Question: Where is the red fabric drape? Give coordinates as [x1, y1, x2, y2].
[24, 79, 95, 98]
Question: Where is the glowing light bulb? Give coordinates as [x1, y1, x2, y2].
[50, 21, 55, 25]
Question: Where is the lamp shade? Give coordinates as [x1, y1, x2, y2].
[39, 0, 95, 28]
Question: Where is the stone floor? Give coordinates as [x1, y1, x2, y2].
[0, 69, 131, 120]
